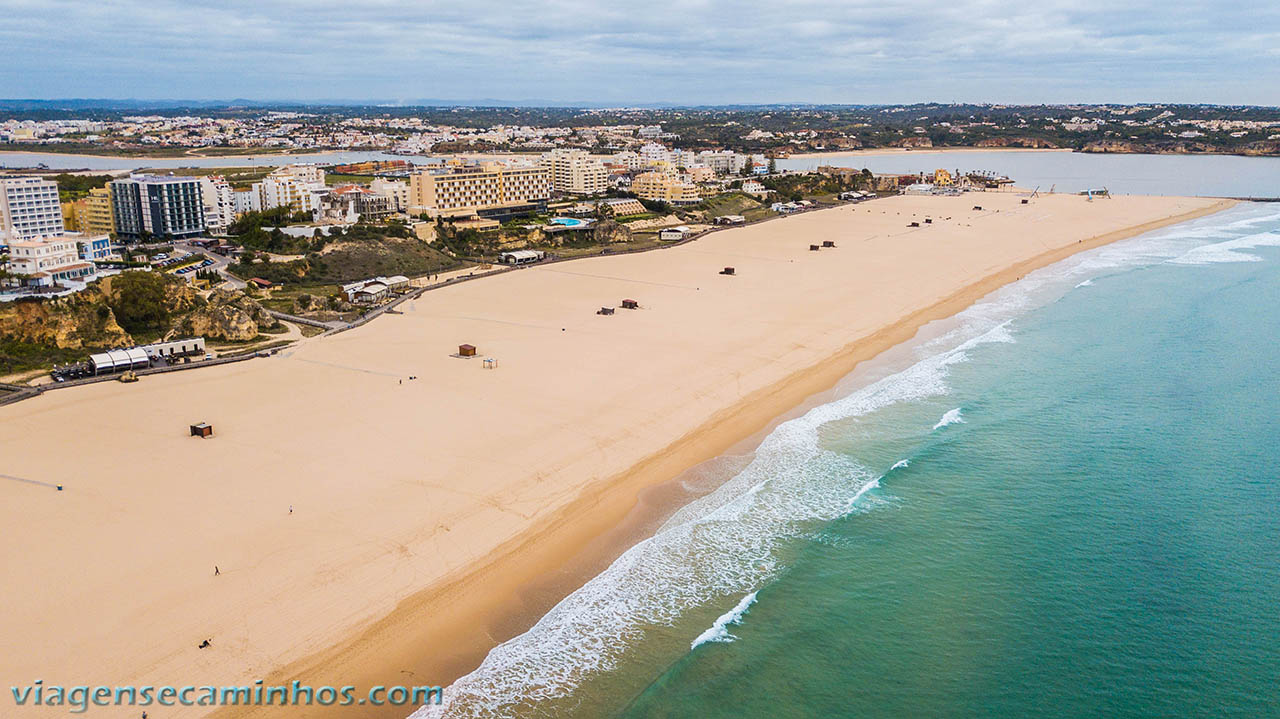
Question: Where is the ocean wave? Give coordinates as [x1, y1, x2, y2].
[690, 591, 758, 649]
[890, 459, 910, 471]
[411, 205, 1280, 719]
[933, 408, 965, 430]
[1075, 279, 1094, 288]
[411, 323, 1015, 719]
[1167, 231, 1280, 265]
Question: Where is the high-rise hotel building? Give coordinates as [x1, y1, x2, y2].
[109, 175, 206, 239]
[539, 149, 608, 196]
[0, 176, 65, 241]
[408, 162, 550, 219]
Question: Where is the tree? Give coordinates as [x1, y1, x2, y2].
[107, 271, 170, 333]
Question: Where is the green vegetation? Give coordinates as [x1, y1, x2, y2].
[228, 208, 314, 253]
[689, 192, 766, 219]
[325, 173, 378, 186]
[0, 338, 87, 375]
[106, 271, 171, 334]
[229, 221, 459, 285]
[51, 173, 113, 202]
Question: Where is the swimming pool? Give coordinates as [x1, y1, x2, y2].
[550, 217, 588, 227]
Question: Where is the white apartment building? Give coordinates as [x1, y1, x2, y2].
[0, 176, 65, 241]
[611, 151, 644, 170]
[370, 178, 409, 212]
[697, 150, 751, 176]
[253, 165, 328, 214]
[539, 148, 608, 195]
[639, 143, 674, 168]
[7, 235, 96, 286]
[199, 175, 236, 234]
[233, 189, 261, 215]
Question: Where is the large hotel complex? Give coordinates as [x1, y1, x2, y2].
[408, 161, 552, 218]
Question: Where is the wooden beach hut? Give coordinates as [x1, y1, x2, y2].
[621, 299, 639, 310]
[458, 344, 477, 357]
[720, 267, 736, 275]
[822, 240, 836, 248]
[810, 244, 820, 251]
[190, 422, 213, 438]
[598, 307, 615, 315]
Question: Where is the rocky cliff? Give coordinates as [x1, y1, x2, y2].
[0, 272, 280, 353]
[1082, 139, 1280, 156]
[182, 288, 279, 341]
[0, 289, 132, 350]
[976, 137, 1060, 149]
[893, 137, 934, 148]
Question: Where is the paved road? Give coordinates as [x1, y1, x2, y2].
[171, 240, 245, 289]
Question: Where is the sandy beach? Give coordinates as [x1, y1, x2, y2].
[0, 191, 1230, 717]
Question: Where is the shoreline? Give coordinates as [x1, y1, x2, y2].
[215, 197, 1237, 719]
[0, 192, 1233, 719]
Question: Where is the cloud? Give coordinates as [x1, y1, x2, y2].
[0, 0, 1276, 104]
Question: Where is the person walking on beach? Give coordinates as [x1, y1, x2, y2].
[214, 566, 220, 576]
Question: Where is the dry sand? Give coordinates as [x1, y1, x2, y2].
[0, 192, 1230, 717]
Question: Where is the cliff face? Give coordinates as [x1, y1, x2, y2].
[976, 137, 1059, 149]
[182, 288, 277, 341]
[893, 137, 934, 148]
[1082, 139, 1280, 157]
[0, 272, 279, 352]
[0, 290, 132, 350]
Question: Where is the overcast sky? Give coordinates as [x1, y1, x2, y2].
[1, 0, 1275, 105]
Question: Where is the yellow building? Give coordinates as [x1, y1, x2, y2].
[408, 163, 551, 216]
[933, 168, 954, 186]
[631, 172, 701, 205]
[80, 186, 116, 236]
[61, 201, 83, 231]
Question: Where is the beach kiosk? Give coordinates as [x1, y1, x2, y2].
[720, 266, 736, 275]
[621, 299, 639, 310]
[190, 423, 213, 438]
[458, 344, 477, 357]
[822, 240, 836, 248]
[810, 244, 820, 251]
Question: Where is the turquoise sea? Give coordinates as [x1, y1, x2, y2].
[417, 203, 1280, 718]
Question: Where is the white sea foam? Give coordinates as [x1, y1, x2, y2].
[1075, 279, 1094, 288]
[890, 459, 910, 471]
[410, 203, 1278, 719]
[412, 322, 1015, 719]
[690, 591, 758, 649]
[933, 408, 965, 430]
[1168, 231, 1280, 265]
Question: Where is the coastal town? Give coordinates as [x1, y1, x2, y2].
[1, 113, 1029, 389]
[5, 0, 1280, 717]
[4, 103, 1280, 158]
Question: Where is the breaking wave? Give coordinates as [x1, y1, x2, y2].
[410, 202, 1270, 719]
[690, 591, 758, 649]
[1168, 231, 1280, 265]
[933, 408, 965, 430]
